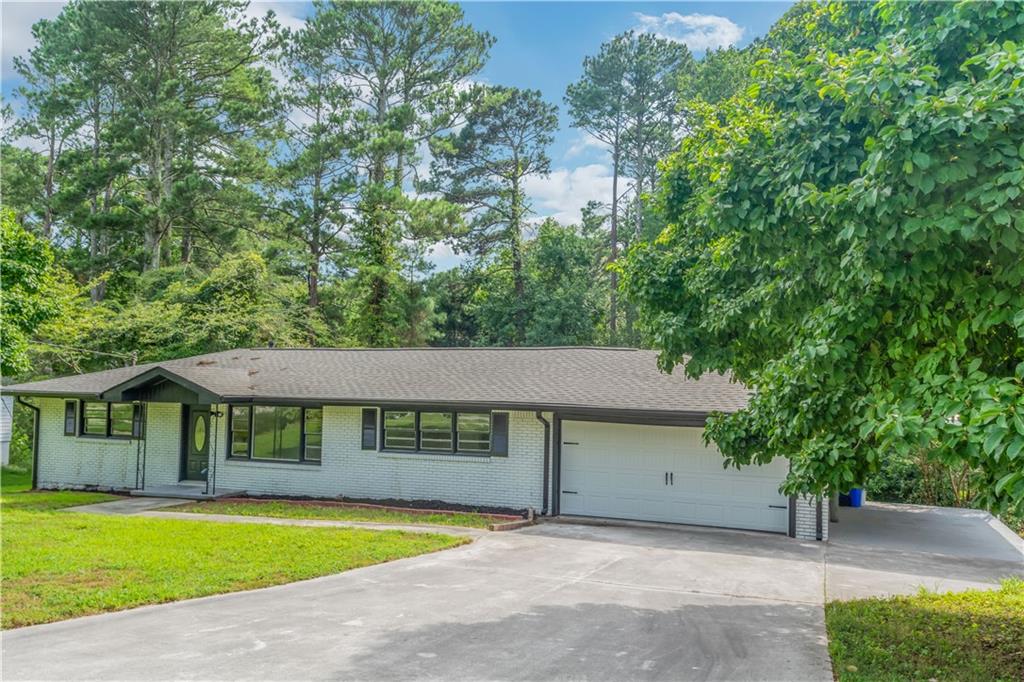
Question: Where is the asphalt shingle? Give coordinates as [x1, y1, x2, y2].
[3, 347, 750, 416]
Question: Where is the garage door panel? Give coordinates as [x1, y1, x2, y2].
[560, 421, 788, 533]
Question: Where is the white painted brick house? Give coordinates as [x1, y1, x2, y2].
[6, 347, 828, 540]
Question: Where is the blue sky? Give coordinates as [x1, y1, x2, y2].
[2, 1, 792, 268]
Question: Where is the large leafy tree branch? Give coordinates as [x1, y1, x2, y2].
[619, 1, 1024, 512]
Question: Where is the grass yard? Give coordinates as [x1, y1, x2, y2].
[1, 467, 32, 492]
[826, 579, 1024, 682]
[173, 498, 502, 528]
[1, 483, 467, 629]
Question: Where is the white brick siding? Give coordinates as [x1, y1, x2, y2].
[793, 494, 828, 541]
[35, 399, 551, 512]
[34, 398, 177, 491]
[210, 406, 549, 511]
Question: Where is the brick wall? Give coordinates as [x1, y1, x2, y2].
[207, 406, 550, 511]
[35, 398, 180, 491]
[793, 494, 828, 541]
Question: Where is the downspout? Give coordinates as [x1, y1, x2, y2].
[815, 496, 823, 541]
[16, 398, 40, 490]
[534, 411, 550, 515]
[551, 415, 562, 516]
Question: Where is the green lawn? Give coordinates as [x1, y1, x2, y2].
[1, 467, 32, 493]
[826, 579, 1024, 682]
[173, 499, 501, 528]
[1, 484, 467, 629]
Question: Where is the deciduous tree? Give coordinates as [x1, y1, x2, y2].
[620, 1, 1024, 512]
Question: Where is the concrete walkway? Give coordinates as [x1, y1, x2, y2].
[64, 497, 487, 537]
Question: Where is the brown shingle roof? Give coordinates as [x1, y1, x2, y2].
[2, 347, 749, 417]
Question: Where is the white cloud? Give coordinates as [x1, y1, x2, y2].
[524, 164, 633, 225]
[633, 12, 744, 52]
[1, 1, 66, 81]
[564, 132, 608, 159]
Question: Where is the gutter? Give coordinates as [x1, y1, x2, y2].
[535, 411, 551, 515]
[15, 397, 40, 490]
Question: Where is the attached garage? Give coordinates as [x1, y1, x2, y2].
[558, 420, 790, 533]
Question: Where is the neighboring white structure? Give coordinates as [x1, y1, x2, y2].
[0, 395, 12, 466]
[5, 347, 830, 540]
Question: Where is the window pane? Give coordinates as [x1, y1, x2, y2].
[64, 401, 77, 435]
[252, 406, 301, 460]
[231, 406, 250, 457]
[457, 412, 490, 452]
[304, 408, 322, 435]
[420, 411, 452, 451]
[83, 402, 107, 435]
[277, 407, 302, 460]
[252, 406, 277, 459]
[110, 403, 134, 436]
[384, 411, 416, 450]
[304, 408, 323, 461]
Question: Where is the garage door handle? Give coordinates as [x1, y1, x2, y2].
[664, 472, 668, 485]
[562, 490, 578, 495]
[562, 441, 579, 445]
[768, 504, 787, 509]
[670, 472, 674, 485]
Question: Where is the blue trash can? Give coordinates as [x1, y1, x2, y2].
[848, 488, 864, 507]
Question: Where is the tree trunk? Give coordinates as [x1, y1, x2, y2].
[42, 131, 56, 240]
[89, 100, 106, 302]
[181, 228, 192, 264]
[609, 141, 620, 341]
[510, 179, 526, 345]
[308, 244, 320, 310]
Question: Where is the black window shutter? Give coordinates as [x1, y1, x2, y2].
[361, 408, 377, 450]
[491, 412, 509, 457]
[131, 404, 145, 439]
[64, 401, 77, 436]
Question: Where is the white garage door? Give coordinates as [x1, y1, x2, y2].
[559, 421, 790, 533]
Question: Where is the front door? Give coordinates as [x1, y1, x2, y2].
[182, 406, 210, 482]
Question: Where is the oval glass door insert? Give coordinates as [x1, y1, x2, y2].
[194, 415, 207, 451]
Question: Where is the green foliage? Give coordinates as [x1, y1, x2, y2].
[565, 32, 694, 343]
[426, 85, 558, 343]
[0, 209, 77, 376]
[826, 580, 1024, 682]
[431, 219, 607, 347]
[313, 0, 492, 346]
[620, 1, 1024, 511]
[31, 252, 321, 375]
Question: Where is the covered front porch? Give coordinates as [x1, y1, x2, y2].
[101, 367, 236, 499]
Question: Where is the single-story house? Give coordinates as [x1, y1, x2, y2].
[3, 347, 827, 540]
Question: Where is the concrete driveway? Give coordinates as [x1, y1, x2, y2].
[826, 501, 1024, 600]
[3, 522, 832, 682]
[3, 504, 1020, 682]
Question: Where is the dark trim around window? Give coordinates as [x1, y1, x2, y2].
[361, 408, 377, 450]
[226, 403, 322, 465]
[63, 400, 77, 436]
[76, 400, 143, 440]
[377, 407, 506, 457]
